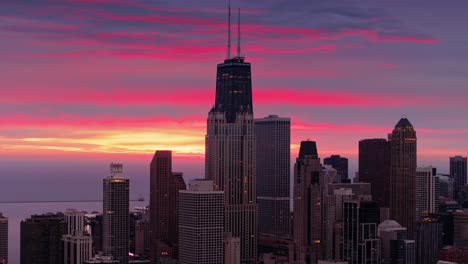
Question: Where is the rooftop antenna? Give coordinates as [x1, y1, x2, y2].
[237, 8, 241, 57]
[226, 0, 231, 59]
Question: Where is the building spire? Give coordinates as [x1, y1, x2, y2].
[237, 8, 241, 57]
[226, 0, 231, 59]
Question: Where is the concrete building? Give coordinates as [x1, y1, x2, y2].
[178, 180, 224, 264]
[390, 118, 417, 239]
[149, 151, 186, 262]
[450, 156, 467, 201]
[416, 215, 443, 264]
[416, 166, 440, 219]
[103, 163, 129, 264]
[63, 209, 93, 264]
[255, 115, 291, 237]
[0, 213, 7, 264]
[21, 213, 67, 264]
[224, 233, 241, 264]
[324, 155, 349, 183]
[453, 210, 468, 247]
[378, 220, 407, 263]
[358, 138, 391, 208]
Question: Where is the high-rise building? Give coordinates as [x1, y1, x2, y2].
[359, 138, 391, 208]
[63, 209, 93, 264]
[450, 156, 467, 200]
[416, 166, 440, 219]
[178, 179, 224, 264]
[378, 220, 407, 263]
[20, 213, 67, 264]
[342, 200, 381, 264]
[255, 115, 291, 237]
[205, 7, 257, 262]
[292, 141, 324, 263]
[438, 174, 454, 200]
[390, 240, 415, 264]
[416, 215, 443, 264]
[0, 213, 7, 264]
[324, 155, 349, 183]
[135, 208, 150, 257]
[224, 233, 241, 264]
[390, 118, 417, 239]
[103, 163, 129, 264]
[149, 150, 186, 262]
[453, 210, 468, 247]
[87, 214, 103, 254]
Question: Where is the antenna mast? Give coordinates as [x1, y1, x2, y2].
[226, 0, 231, 59]
[237, 8, 241, 57]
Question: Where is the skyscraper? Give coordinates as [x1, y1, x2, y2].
[0, 213, 7, 264]
[416, 166, 440, 219]
[358, 138, 391, 208]
[390, 118, 417, 238]
[416, 215, 443, 264]
[255, 115, 291, 237]
[149, 150, 186, 262]
[292, 140, 323, 263]
[178, 179, 224, 264]
[453, 210, 468, 247]
[205, 6, 257, 262]
[450, 156, 467, 200]
[21, 213, 67, 264]
[62, 209, 93, 264]
[324, 155, 349, 183]
[103, 163, 129, 264]
[378, 220, 408, 263]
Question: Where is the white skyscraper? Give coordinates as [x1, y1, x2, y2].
[178, 180, 224, 264]
[416, 166, 440, 219]
[63, 209, 93, 264]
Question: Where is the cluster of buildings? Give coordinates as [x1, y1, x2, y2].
[0, 7, 467, 264]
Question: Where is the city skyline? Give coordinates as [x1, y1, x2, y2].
[0, 1, 467, 202]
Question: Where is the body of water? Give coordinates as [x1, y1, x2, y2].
[1, 201, 147, 264]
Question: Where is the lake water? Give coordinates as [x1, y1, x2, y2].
[0, 201, 147, 264]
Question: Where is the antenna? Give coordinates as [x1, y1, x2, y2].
[237, 8, 241, 57]
[226, 0, 231, 59]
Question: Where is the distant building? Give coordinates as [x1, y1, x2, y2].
[358, 138, 391, 208]
[438, 175, 454, 200]
[390, 239, 415, 264]
[178, 179, 224, 264]
[390, 118, 417, 239]
[84, 254, 119, 264]
[416, 166, 440, 219]
[416, 215, 443, 264]
[378, 220, 407, 262]
[453, 210, 468, 247]
[255, 115, 291, 237]
[450, 156, 467, 201]
[224, 233, 241, 264]
[103, 163, 130, 264]
[317, 261, 348, 264]
[63, 209, 93, 264]
[135, 209, 150, 257]
[0, 213, 7, 264]
[437, 246, 468, 263]
[149, 151, 186, 262]
[324, 155, 349, 183]
[87, 214, 103, 254]
[20, 213, 67, 264]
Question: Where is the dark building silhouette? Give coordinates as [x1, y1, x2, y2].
[20, 213, 66, 264]
[390, 118, 417, 239]
[359, 138, 391, 208]
[255, 115, 291, 237]
[88, 214, 103, 254]
[390, 239, 415, 264]
[324, 155, 349, 182]
[451, 156, 467, 201]
[0, 213, 7, 264]
[416, 215, 443, 264]
[103, 163, 129, 264]
[150, 151, 186, 263]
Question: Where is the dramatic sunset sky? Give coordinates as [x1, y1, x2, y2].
[0, 0, 467, 200]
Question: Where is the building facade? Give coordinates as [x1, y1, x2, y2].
[416, 166, 440, 219]
[103, 163, 129, 264]
[63, 209, 93, 264]
[453, 210, 468, 247]
[390, 118, 417, 239]
[20, 213, 67, 264]
[450, 156, 467, 201]
[178, 180, 224, 264]
[416, 216, 443, 264]
[149, 150, 186, 262]
[0, 213, 7, 264]
[255, 115, 291, 237]
[324, 155, 349, 183]
[358, 138, 391, 208]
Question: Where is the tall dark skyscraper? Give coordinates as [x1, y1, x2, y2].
[205, 6, 257, 262]
[450, 156, 467, 200]
[324, 155, 348, 182]
[390, 118, 417, 239]
[0, 213, 7, 264]
[103, 163, 129, 264]
[20, 213, 66, 264]
[255, 115, 291, 237]
[358, 138, 391, 208]
[149, 150, 186, 262]
[415, 216, 443, 264]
